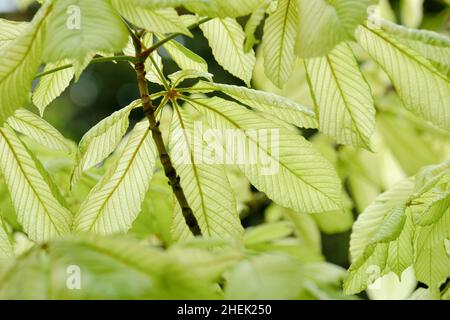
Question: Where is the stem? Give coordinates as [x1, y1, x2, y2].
[149, 54, 170, 90]
[36, 17, 212, 80]
[140, 17, 212, 59]
[134, 56, 202, 237]
[34, 55, 138, 79]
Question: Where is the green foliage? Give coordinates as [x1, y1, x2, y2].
[0, 2, 50, 124]
[0, 0, 448, 300]
[170, 105, 243, 241]
[74, 121, 157, 234]
[304, 42, 375, 149]
[71, 100, 141, 188]
[344, 161, 450, 295]
[32, 60, 74, 114]
[200, 18, 256, 85]
[295, 0, 378, 58]
[44, 0, 129, 74]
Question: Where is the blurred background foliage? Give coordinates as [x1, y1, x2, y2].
[0, 0, 449, 299]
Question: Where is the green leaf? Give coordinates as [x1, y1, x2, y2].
[156, 34, 208, 72]
[244, 0, 269, 52]
[313, 209, 354, 235]
[350, 179, 414, 261]
[111, 2, 191, 36]
[0, 234, 223, 299]
[295, 0, 378, 58]
[356, 25, 450, 130]
[278, 206, 322, 253]
[185, 96, 342, 213]
[200, 18, 256, 85]
[71, 100, 140, 188]
[0, 126, 72, 242]
[32, 59, 74, 115]
[111, 0, 188, 10]
[184, 0, 266, 18]
[7, 109, 70, 153]
[368, 206, 407, 244]
[304, 42, 376, 149]
[413, 160, 450, 197]
[74, 121, 157, 235]
[378, 18, 450, 72]
[44, 0, 128, 67]
[129, 168, 174, 244]
[262, 0, 298, 88]
[0, 3, 50, 124]
[244, 221, 294, 247]
[224, 254, 305, 299]
[414, 202, 450, 290]
[225, 254, 345, 299]
[193, 81, 317, 129]
[0, 19, 28, 48]
[168, 70, 213, 87]
[169, 105, 243, 241]
[344, 206, 414, 295]
[400, 0, 424, 28]
[0, 218, 13, 258]
[377, 112, 445, 176]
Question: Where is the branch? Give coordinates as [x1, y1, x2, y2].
[34, 55, 138, 79]
[35, 17, 211, 80]
[133, 48, 202, 237]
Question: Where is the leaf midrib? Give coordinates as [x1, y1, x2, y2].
[82, 127, 151, 231]
[172, 105, 212, 236]
[185, 97, 339, 208]
[0, 129, 63, 236]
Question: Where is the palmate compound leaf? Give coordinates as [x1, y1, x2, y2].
[169, 104, 243, 241]
[304, 42, 376, 149]
[262, 0, 298, 88]
[295, 0, 378, 58]
[111, 1, 191, 36]
[191, 81, 318, 129]
[7, 108, 70, 153]
[346, 162, 450, 294]
[44, 0, 128, 71]
[344, 204, 415, 295]
[349, 179, 414, 262]
[32, 59, 74, 115]
[70, 100, 141, 188]
[184, 96, 342, 214]
[0, 126, 72, 242]
[73, 121, 157, 235]
[200, 18, 256, 86]
[356, 24, 450, 130]
[0, 2, 50, 124]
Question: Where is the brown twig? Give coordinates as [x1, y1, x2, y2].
[133, 41, 202, 237]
